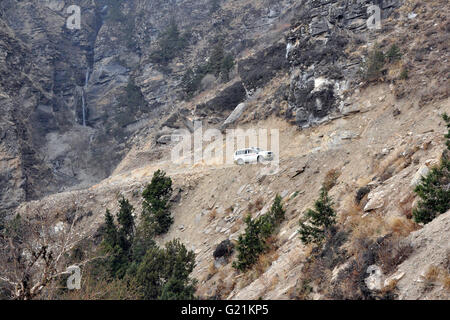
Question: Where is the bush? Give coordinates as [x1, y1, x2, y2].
[213, 240, 234, 259]
[363, 47, 386, 80]
[413, 114, 450, 224]
[363, 44, 403, 81]
[298, 187, 336, 245]
[233, 195, 285, 271]
[386, 44, 402, 63]
[323, 168, 341, 191]
[399, 67, 409, 80]
[209, 0, 221, 13]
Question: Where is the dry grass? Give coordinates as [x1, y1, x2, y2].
[387, 216, 418, 237]
[381, 278, 400, 295]
[208, 208, 217, 222]
[214, 276, 236, 300]
[339, 195, 362, 225]
[422, 265, 450, 292]
[255, 197, 264, 211]
[247, 197, 265, 213]
[323, 168, 341, 191]
[254, 250, 279, 277]
[443, 272, 450, 291]
[424, 265, 441, 283]
[374, 148, 404, 181]
[348, 213, 389, 250]
[398, 192, 416, 219]
[230, 218, 243, 234]
[208, 262, 218, 278]
[238, 237, 279, 289]
[225, 206, 234, 214]
[376, 238, 414, 275]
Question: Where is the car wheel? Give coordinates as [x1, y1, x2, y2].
[237, 158, 244, 165]
[257, 156, 262, 163]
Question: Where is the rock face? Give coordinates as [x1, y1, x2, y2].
[196, 81, 247, 116]
[285, 0, 401, 128]
[238, 42, 289, 95]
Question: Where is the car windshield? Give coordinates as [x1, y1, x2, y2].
[252, 147, 261, 152]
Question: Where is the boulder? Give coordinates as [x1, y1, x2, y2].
[221, 103, 247, 129]
[364, 190, 385, 212]
[213, 240, 234, 259]
[410, 165, 430, 187]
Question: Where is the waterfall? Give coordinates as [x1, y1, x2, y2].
[81, 68, 89, 126]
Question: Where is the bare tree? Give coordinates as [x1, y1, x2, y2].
[0, 205, 98, 300]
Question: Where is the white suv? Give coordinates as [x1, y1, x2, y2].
[233, 147, 274, 165]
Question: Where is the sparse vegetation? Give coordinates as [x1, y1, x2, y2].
[323, 168, 341, 191]
[386, 44, 402, 63]
[363, 46, 386, 81]
[102, 1, 136, 49]
[181, 41, 235, 99]
[363, 44, 404, 81]
[209, 0, 221, 13]
[116, 78, 146, 127]
[149, 20, 190, 66]
[413, 114, 450, 224]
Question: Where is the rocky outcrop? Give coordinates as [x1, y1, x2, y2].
[238, 42, 289, 95]
[196, 81, 247, 117]
[285, 0, 401, 128]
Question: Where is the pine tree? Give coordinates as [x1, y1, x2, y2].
[413, 114, 450, 224]
[270, 194, 285, 223]
[101, 209, 129, 278]
[103, 209, 118, 248]
[232, 195, 285, 271]
[135, 239, 196, 300]
[208, 41, 225, 77]
[232, 215, 266, 271]
[220, 54, 235, 82]
[298, 187, 336, 245]
[142, 170, 173, 235]
[117, 197, 135, 242]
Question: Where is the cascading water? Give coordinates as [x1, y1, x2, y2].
[81, 68, 90, 126]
